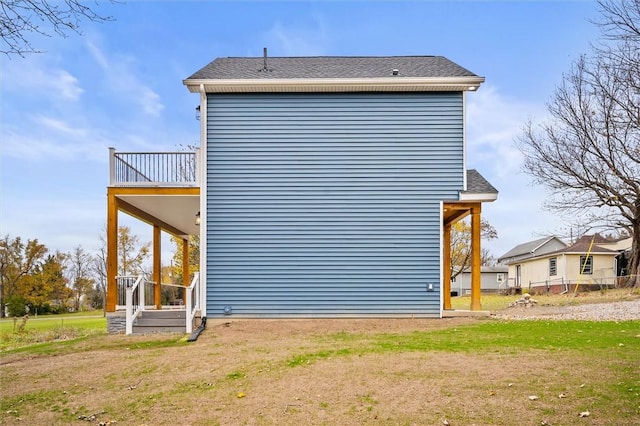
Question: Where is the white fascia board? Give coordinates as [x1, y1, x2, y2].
[532, 236, 559, 253]
[458, 192, 498, 202]
[183, 76, 485, 93]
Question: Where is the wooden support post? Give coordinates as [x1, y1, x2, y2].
[106, 189, 118, 312]
[443, 222, 452, 310]
[470, 204, 482, 310]
[182, 238, 189, 302]
[153, 225, 161, 309]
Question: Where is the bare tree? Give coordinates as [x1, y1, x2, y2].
[91, 233, 108, 315]
[67, 245, 94, 312]
[517, 0, 640, 286]
[1, 0, 116, 57]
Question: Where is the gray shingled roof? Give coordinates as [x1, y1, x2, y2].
[187, 55, 479, 80]
[498, 236, 566, 262]
[465, 169, 498, 194]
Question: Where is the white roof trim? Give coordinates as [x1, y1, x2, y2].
[458, 192, 498, 202]
[183, 76, 485, 93]
[532, 236, 561, 253]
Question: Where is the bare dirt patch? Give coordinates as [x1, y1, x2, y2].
[2, 315, 639, 425]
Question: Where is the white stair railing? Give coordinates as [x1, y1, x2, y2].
[185, 272, 200, 333]
[124, 275, 145, 335]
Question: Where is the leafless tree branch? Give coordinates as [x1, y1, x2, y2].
[0, 0, 116, 57]
[517, 0, 640, 286]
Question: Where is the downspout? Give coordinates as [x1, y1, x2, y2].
[440, 202, 446, 316]
[462, 91, 468, 190]
[198, 83, 208, 323]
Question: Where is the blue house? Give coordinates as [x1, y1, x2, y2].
[106, 54, 497, 332]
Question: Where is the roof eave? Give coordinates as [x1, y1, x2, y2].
[183, 76, 486, 93]
[458, 192, 498, 202]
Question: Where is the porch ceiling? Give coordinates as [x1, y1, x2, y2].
[116, 193, 200, 237]
[443, 202, 479, 226]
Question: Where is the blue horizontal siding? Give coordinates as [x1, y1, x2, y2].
[206, 92, 463, 318]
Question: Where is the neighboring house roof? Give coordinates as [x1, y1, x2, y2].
[556, 234, 619, 255]
[497, 236, 567, 264]
[460, 265, 508, 274]
[184, 55, 485, 93]
[499, 234, 621, 266]
[461, 169, 498, 202]
[597, 236, 633, 251]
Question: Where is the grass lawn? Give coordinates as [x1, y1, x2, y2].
[0, 311, 106, 352]
[1, 290, 639, 425]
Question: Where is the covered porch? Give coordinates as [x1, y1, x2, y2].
[442, 201, 484, 313]
[441, 170, 499, 313]
[106, 148, 202, 334]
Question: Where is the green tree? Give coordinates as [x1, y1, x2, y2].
[169, 235, 199, 285]
[0, 235, 48, 317]
[39, 252, 72, 312]
[117, 226, 150, 276]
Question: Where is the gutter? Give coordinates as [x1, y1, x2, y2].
[183, 76, 485, 93]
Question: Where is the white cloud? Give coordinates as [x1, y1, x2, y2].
[86, 40, 109, 69]
[0, 57, 83, 101]
[466, 85, 544, 179]
[37, 115, 88, 137]
[465, 85, 564, 257]
[263, 14, 330, 56]
[86, 40, 165, 117]
[140, 87, 164, 116]
[52, 70, 84, 101]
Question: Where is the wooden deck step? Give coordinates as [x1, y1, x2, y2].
[132, 310, 189, 334]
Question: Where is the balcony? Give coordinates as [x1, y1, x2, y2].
[107, 148, 201, 238]
[106, 148, 202, 321]
[109, 148, 200, 187]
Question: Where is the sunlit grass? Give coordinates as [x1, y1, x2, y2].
[0, 315, 107, 334]
[0, 312, 107, 352]
[0, 313, 106, 333]
[372, 320, 640, 354]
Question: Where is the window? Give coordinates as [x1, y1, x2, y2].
[496, 273, 504, 283]
[549, 257, 557, 276]
[579, 255, 593, 275]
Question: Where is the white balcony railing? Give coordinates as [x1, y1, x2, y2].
[109, 147, 200, 187]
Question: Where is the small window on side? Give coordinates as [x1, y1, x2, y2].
[579, 255, 593, 275]
[549, 257, 557, 276]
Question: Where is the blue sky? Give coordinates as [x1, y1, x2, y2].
[0, 0, 601, 262]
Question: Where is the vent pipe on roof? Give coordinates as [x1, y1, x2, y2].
[263, 47, 268, 71]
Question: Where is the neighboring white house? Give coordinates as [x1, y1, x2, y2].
[498, 234, 628, 294]
[452, 265, 508, 296]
